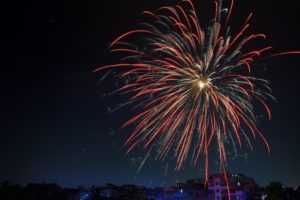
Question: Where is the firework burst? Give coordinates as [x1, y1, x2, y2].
[94, 0, 300, 183]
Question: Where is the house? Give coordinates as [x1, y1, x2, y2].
[208, 173, 246, 200]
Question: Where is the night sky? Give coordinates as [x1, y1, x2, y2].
[2, 0, 300, 188]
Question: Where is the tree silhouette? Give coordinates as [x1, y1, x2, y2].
[265, 182, 285, 200]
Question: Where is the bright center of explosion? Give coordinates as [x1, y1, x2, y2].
[198, 79, 208, 90]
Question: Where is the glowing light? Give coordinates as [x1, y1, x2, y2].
[94, 0, 277, 179]
[95, 0, 274, 176]
[198, 80, 207, 90]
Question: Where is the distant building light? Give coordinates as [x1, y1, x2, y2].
[80, 193, 89, 200]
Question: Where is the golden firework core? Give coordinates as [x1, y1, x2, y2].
[198, 79, 208, 90]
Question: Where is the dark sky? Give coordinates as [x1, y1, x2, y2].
[1, 0, 300, 188]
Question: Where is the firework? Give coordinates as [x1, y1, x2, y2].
[94, 0, 299, 184]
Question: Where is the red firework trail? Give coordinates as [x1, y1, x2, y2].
[94, 0, 300, 190]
